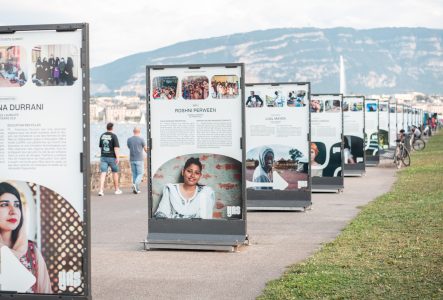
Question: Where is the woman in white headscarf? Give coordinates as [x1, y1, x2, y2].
[0, 182, 52, 293]
[253, 147, 274, 183]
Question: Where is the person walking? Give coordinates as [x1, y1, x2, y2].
[127, 127, 148, 194]
[98, 122, 122, 196]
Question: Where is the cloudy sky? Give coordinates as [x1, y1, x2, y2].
[4, 0, 442, 67]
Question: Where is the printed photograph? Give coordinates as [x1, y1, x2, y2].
[311, 142, 343, 177]
[0, 180, 84, 295]
[310, 99, 324, 113]
[380, 103, 388, 112]
[287, 90, 306, 107]
[245, 90, 264, 107]
[379, 129, 389, 149]
[182, 76, 209, 100]
[325, 100, 341, 112]
[265, 90, 285, 107]
[365, 132, 379, 156]
[344, 135, 364, 164]
[0, 46, 27, 87]
[151, 154, 242, 220]
[390, 106, 396, 113]
[366, 103, 378, 112]
[246, 145, 308, 190]
[152, 76, 178, 100]
[31, 45, 79, 86]
[348, 100, 363, 112]
[211, 75, 239, 99]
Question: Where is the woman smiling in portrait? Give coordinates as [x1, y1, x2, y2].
[0, 182, 52, 293]
[154, 157, 215, 219]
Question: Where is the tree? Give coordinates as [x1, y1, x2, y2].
[289, 149, 302, 161]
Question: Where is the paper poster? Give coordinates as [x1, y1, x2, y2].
[343, 96, 365, 165]
[245, 84, 309, 191]
[364, 99, 379, 159]
[0, 27, 87, 295]
[310, 94, 343, 177]
[148, 65, 243, 220]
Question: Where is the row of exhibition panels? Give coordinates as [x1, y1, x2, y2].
[0, 24, 437, 300]
[144, 63, 433, 251]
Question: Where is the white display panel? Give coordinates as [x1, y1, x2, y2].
[404, 106, 410, 131]
[310, 94, 343, 178]
[364, 99, 379, 160]
[343, 96, 365, 165]
[397, 104, 405, 132]
[389, 102, 397, 148]
[408, 107, 413, 130]
[379, 100, 390, 150]
[245, 83, 309, 191]
[0, 27, 87, 296]
[148, 65, 243, 221]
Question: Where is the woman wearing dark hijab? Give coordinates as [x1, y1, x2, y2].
[64, 57, 76, 86]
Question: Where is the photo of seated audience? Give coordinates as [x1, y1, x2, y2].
[0, 46, 27, 87]
[182, 76, 209, 100]
[31, 45, 79, 86]
[152, 76, 178, 100]
[211, 75, 239, 99]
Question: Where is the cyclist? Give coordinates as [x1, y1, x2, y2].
[412, 126, 421, 138]
[397, 129, 406, 143]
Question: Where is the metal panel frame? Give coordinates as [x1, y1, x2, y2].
[388, 99, 398, 149]
[145, 63, 247, 250]
[310, 93, 344, 192]
[0, 23, 91, 300]
[364, 98, 380, 166]
[343, 96, 366, 176]
[244, 82, 311, 210]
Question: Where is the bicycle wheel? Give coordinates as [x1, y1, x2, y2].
[395, 154, 402, 169]
[401, 147, 411, 167]
[413, 139, 425, 151]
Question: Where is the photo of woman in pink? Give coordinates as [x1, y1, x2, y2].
[0, 182, 52, 294]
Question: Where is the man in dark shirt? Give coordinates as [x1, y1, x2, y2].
[98, 122, 122, 196]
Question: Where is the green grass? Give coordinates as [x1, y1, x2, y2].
[259, 132, 443, 300]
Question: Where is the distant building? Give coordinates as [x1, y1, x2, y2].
[105, 106, 126, 122]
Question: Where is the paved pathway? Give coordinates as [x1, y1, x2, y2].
[91, 166, 397, 300]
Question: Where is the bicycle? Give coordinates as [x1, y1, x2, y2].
[412, 136, 426, 151]
[394, 139, 411, 169]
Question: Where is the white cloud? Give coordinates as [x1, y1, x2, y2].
[2, 0, 442, 67]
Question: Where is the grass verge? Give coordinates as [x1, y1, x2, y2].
[259, 132, 443, 299]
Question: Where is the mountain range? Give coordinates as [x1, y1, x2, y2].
[90, 27, 443, 96]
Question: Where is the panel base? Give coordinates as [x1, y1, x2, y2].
[144, 233, 248, 252]
[0, 294, 91, 300]
[312, 177, 344, 193]
[247, 199, 311, 211]
[365, 155, 380, 166]
[343, 163, 365, 177]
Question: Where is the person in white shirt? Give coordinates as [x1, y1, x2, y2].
[154, 157, 215, 219]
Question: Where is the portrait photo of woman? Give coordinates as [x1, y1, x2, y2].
[154, 157, 215, 219]
[252, 147, 274, 183]
[310, 143, 323, 177]
[0, 182, 52, 294]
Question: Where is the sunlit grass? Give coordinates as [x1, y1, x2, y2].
[259, 132, 443, 299]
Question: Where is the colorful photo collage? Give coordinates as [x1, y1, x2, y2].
[152, 75, 239, 100]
